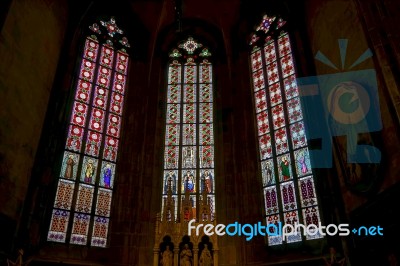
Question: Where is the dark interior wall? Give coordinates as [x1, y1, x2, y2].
[305, 0, 400, 213]
[0, 0, 68, 254]
[304, 0, 400, 264]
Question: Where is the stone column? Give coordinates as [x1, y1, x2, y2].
[213, 248, 219, 266]
[174, 247, 179, 266]
[153, 249, 159, 266]
[193, 248, 199, 266]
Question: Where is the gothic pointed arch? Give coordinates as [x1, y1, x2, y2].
[161, 36, 216, 222]
[249, 15, 323, 245]
[47, 16, 130, 247]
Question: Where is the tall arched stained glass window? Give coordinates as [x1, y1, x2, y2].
[249, 16, 322, 245]
[47, 17, 130, 247]
[161, 37, 215, 222]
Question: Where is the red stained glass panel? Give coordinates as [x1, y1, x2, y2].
[269, 83, 282, 107]
[266, 62, 279, 85]
[65, 125, 84, 152]
[251, 49, 262, 72]
[168, 63, 181, 84]
[99, 45, 114, 68]
[93, 86, 109, 110]
[274, 127, 289, 155]
[109, 92, 124, 115]
[199, 84, 212, 102]
[89, 108, 105, 132]
[103, 136, 119, 162]
[113, 73, 126, 95]
[278, 34, 291, 57]
[259, 133, 272, 159]
[254, 89, 268, 113]
[200, 124, 213, 145]
[283, 75, 299, 100]
[106, 114, 121, 138]
[200, 63, 212, 83]
[85, 131, 102, 157]
[83, 38, 99, 62]
[96, 66, 112, 88]
[184, 64, 197, 83]
[199, 103, 212, 123]
[75, 184, 94, 213]
[91, 217, 109, 247]
[280, 54, 295, 78]
[183, 84, 196, 103]
[53, 179, 75, 210]
[79, 59, 96, 82]
[264, 42, 276, 65]
[164, 146, 179, 169]
[166, 104, 180, 124]
[115, 51, 129, 75]
[71, 102, 88, 127]
[256, 111, 270, 135]
[75, 79, 92, 104]
[95, 188, 112, 217]
[271, 104, 285, 130]
[168, 85, 181, 103]
[252, 69, 265, 92]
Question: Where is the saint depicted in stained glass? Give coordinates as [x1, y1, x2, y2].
[183, 171, 195, 193]
[164, 171, 177, 194]
[262, 160, 274, 186]
[64, 155, 75, 179]
[84, 159, 95, 183]
[201, 170, 213, 193]
[280, 156, 290, 181]
[295, 148, 312, 177]
[103, 164, 112, 188]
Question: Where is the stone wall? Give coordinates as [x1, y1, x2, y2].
[0, 0, 68, 254]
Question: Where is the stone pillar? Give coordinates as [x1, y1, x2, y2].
[193, 248, 199, 266]
[153, 249, 159, 266]
[174, 247, 179, 266]
[213, 248, 219, 266]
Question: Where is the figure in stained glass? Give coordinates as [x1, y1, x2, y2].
[297, 151, 308, 174]
[183, 171, 195, 193]
[164, 171, 177, 194]
[280, 156, 290, 181]
[201, 170, 213, 193]
[264, 161, 273, 185]
[64, 155, 75, 179]
[84, 159, 95, 183]
[103, 164, 112, 188]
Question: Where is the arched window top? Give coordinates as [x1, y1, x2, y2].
[168, 36, 212, 61]
[250, 15, 287, 46]
[88, 16, 130, 49]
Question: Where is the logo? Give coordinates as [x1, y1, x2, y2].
[297, 39, 382, 167]
[188, 220, 383, 241]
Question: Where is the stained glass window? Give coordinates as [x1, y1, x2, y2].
[162, 37, 215, 222]
[249, 16, 322, 246]
[48, 17, 130, 247]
